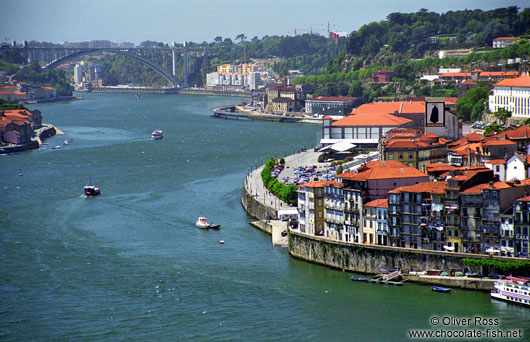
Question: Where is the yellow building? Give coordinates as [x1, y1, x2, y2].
[217, 64, 233, 73]
[298, 181, 333, 236]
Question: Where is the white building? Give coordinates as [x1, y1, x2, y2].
[506, 154, 530, 181]
[206, 72, 260, 90]
[488, 74, 530, 118]
[74, 64, 83, 83]
[493, 37, 517, 49]
[485, 159, 507, 182]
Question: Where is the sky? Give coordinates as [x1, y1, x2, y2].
[0, 0, 528, 45]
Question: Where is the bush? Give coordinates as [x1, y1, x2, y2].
[318, 153, 326, 163]
[260, 157, 298, 205]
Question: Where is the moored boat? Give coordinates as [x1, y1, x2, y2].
[150, 130, 163, 140]
[196, 217, 209, 229]
[432, 286, 451, 293]
[491, 276, 530, 306]
[195, 217, 221, 229]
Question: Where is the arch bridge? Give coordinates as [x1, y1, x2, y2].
[3, 44, 211, 88]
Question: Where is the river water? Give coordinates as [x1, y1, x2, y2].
[1, 93, 528, 341]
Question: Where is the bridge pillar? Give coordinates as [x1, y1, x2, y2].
[182, 42, 189, 88]
[172, 42, 177, 77]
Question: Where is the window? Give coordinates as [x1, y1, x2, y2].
[399, 152, 404, 160]
[409, 152, 413, 159]
[388, 152, 393, 160]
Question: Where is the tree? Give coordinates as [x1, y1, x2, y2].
[483, 124, 503, 135]
[336, 165, 344, 175]
[494, 108, 512, 125]
[235, 34, 247, 44]
[455, 86, 490, 121]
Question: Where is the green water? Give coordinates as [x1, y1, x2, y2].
[0, 92, 528, 341]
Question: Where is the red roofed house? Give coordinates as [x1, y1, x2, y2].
[380, 129, 449, 172]
[321, 110, 415, 150]
[363, 198, 388, 245]
[371, 68, 394, 83]
[493, 37, 517, 49]
[506, 154, 530, 181]
[488, 74, 530, 118]
[297, 180, 335, 236]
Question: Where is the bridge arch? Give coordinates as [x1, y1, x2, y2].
[44, 48, 180, 87]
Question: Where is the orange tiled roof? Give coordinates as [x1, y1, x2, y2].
[495, 125, 530, 139]
[494, 74, 530, 88]
[340, 165, 428, 181]
[385, 140, 429, 149]
[299, 180, 335, 189]
[493, 37, 517, 41]
[518, 195, 530, 202]
[462, 181, 517, 194]
[332, 112, 412, 127]
[425, 163, 457, 172]
[389, 181, 447, 195]
[364, 198, 388, 208]
[482, 139, 516, 146]
[352, 101, 425, 115]
[485, 159, 507, 165]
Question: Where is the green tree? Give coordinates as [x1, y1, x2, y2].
[494, 107, 512, 125]
[455, 86, 490, 121]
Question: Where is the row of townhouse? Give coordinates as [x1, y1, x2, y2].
[296, 161, 530, 257]
[0, 84, 57, 102]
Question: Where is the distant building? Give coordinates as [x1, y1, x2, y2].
[74, 64, 83, 83]
[371, 69, 394, 83]
[488, 74, 530, 118]
[305, 96, 360, 116]
[439, 70, 520, 83]
[493, 37, 517, 49]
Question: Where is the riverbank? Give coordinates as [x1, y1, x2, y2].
[240, 149, 526, 292]
[213, 105, 323, 124]
[0, 123, 58, 154]
[23, 96, 81, 104]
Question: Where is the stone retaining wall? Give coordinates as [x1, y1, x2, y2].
[241, 186, 277, 221]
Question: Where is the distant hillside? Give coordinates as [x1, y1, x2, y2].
[329, 6, 530, 73]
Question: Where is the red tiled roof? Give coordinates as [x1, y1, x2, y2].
[460, 80, 477, 85]
[388, 181, 447, 195]
[518, 196, 530, 202]
[299, 180, 335, 189]
[352, 101, 425, 115]
[385, 140, 429, 149]
[494, 74, 530, 88]
[322, 115, 332, 120]
[482, 139, 516, 146]
[364, 198, 388, 208]
[493, 37, 517, 41]
[340, 165, 428, 181]
[462, 181, 514, 194]
[425, 163, 457, 172]
[485, 159, 506, 165]
[495, 125, 530, 139]
[332, 112, 412, 127]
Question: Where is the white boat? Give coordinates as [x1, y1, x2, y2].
[196, 217, 209, 229]
[195, 216, 221, 229]
[491, 276, 530, 306]
[150, 130, 163, 140]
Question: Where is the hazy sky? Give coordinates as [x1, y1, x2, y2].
[1, 0, 528, 45]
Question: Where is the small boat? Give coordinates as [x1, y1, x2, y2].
[350, 276, 372, 282]
[432, 286, 451, 293]
[84, 185, 101, 197]
[150, 130, 163, 140]
[53, 145, 62, 149]
[64, 138, 73, 145]
[196, 216, 210, 229]
[135, 93, 141, 98]
[195, 217, 221, 229]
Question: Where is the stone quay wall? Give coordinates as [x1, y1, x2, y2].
[241, 186, 277, 221]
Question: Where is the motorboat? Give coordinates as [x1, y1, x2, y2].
[84, 185, 101, 197]
[64, 138, 73, 145]
[432, 286, 451, 293]
[195, 217, 221, 229]
[53, 145, 61, 149]
[491, 276, 530, 306]
[150, 130, 163, 140]
[196, 217, 209, 229]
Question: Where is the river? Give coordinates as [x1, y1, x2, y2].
[1, 92, 528, 341]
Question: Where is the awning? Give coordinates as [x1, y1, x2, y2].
[317, 140, 357, 152]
